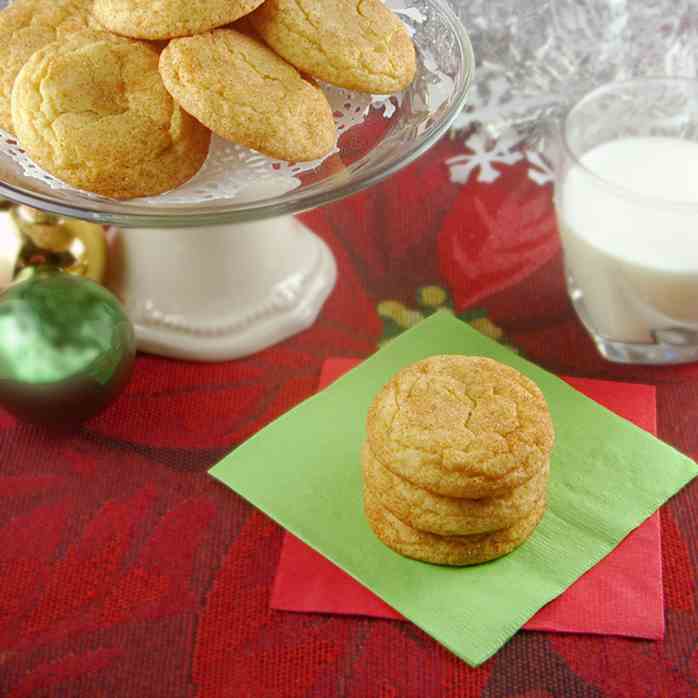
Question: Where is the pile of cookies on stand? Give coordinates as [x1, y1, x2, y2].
[363, 356, 555, 566]
[0, 0, 416, 199]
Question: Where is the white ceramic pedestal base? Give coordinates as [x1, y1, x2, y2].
[107, 216, 337, 362]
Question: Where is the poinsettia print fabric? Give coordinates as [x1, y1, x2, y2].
[0, 133, 696, 698]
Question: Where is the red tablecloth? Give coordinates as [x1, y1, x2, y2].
[1, 136, 697, 697]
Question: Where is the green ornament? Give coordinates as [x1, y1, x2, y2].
[0, 267, 135, 426]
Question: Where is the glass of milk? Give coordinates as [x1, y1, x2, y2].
[555, 77, 698, 364]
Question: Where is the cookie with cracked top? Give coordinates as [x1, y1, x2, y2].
[12, 31, 210, 199]
[366, 355, 555, 499]
[0, 0, 98, 134]
[93, 0, 266, 40]
[159, 28, 336, 162]
[250, 0, 416, 94]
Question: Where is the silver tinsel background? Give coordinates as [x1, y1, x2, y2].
[449, 0, 698, 143]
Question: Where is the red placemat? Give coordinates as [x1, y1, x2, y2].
[271, 358, 663, 640]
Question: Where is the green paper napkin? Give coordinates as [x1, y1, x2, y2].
[210, 311, 698, 666]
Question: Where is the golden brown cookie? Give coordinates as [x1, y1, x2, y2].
[93, 0, 265, 40]
[362, 441, 549, 536]
[159, 29, 336, 162]
[250, 0, 416, 94]
[0, 0, 98, 134]
[12, 31, 211, 200]
[364, 487, 546, 566]
[367, 356, 555, 499]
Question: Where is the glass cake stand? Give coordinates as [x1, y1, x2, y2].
[0, 0, 473, 361]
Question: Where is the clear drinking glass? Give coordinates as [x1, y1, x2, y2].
[555, 77, 698, 365]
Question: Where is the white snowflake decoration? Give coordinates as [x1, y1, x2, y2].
[450, 70, 511, 133]
[525, 151, 554, 186]
[448, 67, 554, 188]
[446, 131, 523, 184]
[445, 0, 698, 190]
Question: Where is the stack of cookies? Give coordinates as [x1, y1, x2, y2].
[363, 355, 555, 566]
[0, 0, 416, 199]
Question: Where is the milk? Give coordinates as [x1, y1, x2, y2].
[556, 137, 698, 343]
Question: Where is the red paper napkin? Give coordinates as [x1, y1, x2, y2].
[271, 358, 664, 640]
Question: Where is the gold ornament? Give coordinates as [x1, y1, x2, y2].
[0, 202, 107, 287]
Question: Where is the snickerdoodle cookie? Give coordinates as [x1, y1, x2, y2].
[93, 0, 265, 40]
[364, 487, 546, 566]
[0, 0, 97, 134]
[159, 29, 336, 162]
[12, 31, 210, 199]
[250, 0, 416, 94]
[367, 356, 554, 499]
[362, 441, 549, 536]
